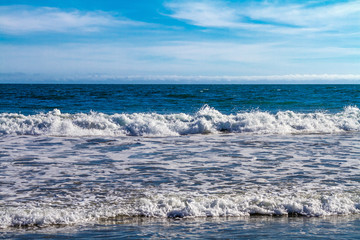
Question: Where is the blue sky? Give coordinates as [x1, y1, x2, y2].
[1, 0, 360, 83]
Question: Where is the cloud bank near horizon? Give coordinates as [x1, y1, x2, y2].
[2, 73, 360, 84]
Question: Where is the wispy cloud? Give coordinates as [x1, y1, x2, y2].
[0, 5, 139, 34]
[164, 1, 255, 29]
[245, 1, 360, 32]
[165, 0, 360, 34]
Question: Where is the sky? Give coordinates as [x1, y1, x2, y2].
[1, 0, 360, 83]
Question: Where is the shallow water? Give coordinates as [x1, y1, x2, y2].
[2, 216, 360, 239]
[1, 133, 359, 227]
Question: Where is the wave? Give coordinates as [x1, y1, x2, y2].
[1, 105, 360, 136]
[1, 191, 359, 228]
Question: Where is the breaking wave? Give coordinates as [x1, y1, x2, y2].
[1, 105, 360, 136]
[1, 191, 359, 228]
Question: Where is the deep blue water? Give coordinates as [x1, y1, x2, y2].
[2, 84, 360, 114]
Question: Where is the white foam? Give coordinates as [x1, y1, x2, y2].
[0, 204, 128, 228]
[137, 192, 360, 218]
[1, 191, 359, 228]
[1, 106, 360, 136]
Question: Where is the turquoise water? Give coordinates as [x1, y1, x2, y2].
[1, 84, 360, 239]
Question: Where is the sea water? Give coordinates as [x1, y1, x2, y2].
[0, 84, 360, 239]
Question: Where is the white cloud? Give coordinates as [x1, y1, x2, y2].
[0, 5, 138, 34]
[165, 0, 360, 34]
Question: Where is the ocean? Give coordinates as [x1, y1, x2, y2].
[1, 84, 360, 239]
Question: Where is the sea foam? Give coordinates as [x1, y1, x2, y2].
[1, 192, 359, 228]
[1, 105, 360, 136]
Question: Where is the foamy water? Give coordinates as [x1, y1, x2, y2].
[1, 132, 359, 228]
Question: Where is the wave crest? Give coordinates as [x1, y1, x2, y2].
[1, 105, 360, 136]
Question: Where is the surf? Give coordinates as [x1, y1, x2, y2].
[1, 105, 360, 136]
